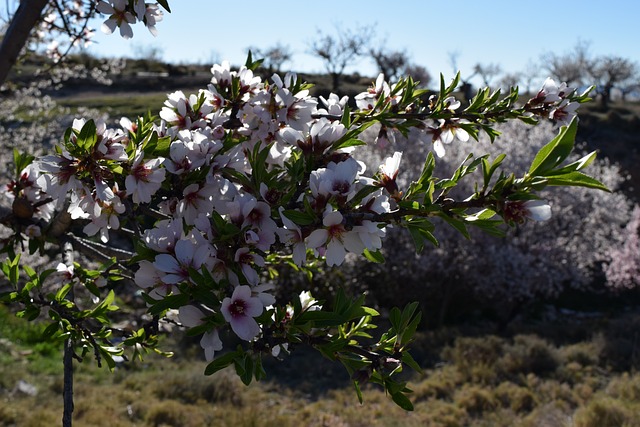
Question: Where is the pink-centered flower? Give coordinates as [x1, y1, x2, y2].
[307, 210, 365, 266]
[96, 0, 135, 39]
[221, 285, 263, 341]
[310, 157, 362, 201]
[125, 150, 165, 204]
[153, 238, 212, 285]
[549, 99, 580, 125]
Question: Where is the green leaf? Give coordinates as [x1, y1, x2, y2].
[391, 391, 414, 411]
[239, 355, 254, 385]
[528, 118, 577, 176]
[549, 151, 597, 175]
[353, 381, 364, 404]
[402, 352, 422, 374]
[482, 154, 506, 188]
[389, 307, 401, 331]
[282, 209, 315, 226]
[146, 135, 171, 158]
[147, 293, 190, 316]
[333, 138, 366, 150]
[42, 322, 60, 340]
[55, 283, 72, 302]
[543, 171, 610, 191]
[13, 149, 35, 178]
[297, 310, 344, 327]
[205, 351, 239, 375]
[362, 249, 385, 263]
[77, 119, 97, 151]
[8, 254, 21, 284]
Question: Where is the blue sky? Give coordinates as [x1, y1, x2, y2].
[48, 1, 640, 85]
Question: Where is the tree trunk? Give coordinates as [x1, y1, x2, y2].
[331, 72, 340, 92]
[0, 0, 49, 88]
[600, 85, 612, 108]
[62, 338, 74, 427]
[62, 239, 75, 427]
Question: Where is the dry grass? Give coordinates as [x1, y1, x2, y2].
[6, 309, 640, 427]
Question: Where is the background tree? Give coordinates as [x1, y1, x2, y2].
[403, 63, 431, 88]
[370, 47, 431, 87]
[308, 24, 370, 91]
[471, 62, 502, 86]
[589, 55, 638, 107]
[448, 50, 474, 102]
[499, 71, 522, 92]
[249, 42, 293, 74]
[540, 40, 592, 86]
[370, 47, 409, 82]
[519, 60, 543, 95]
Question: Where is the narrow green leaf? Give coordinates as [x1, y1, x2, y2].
[549, 151, 597, 175]
[282, 209, 315, 226]
[205, 351, 239, 375]
[391, 391, 414, 411]
[55, 283, 72, 302]
[353, 381, 364, 404]
[544, 171, 610, 191]
[402, 352, 423, 374]
[362, 249, 385, 263]
[528, 118, 577, 176]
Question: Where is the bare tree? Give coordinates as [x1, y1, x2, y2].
[370, 48, 409, 82]
[499, 71, 522, 92]
[471, 62, 502, 86]
[250, 42, 293, 74]
[589, 55, 638, 107]
[308, 24, 370, 91]
[540, 40, 592, 86]
[619, 80, 640, 102]
[520, 60, 543, 95]
[447, 50, 473, 102]
[404, 64, 431, 88]
[369, 47, 431, 87]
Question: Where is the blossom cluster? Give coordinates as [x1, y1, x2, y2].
[96, 0, 164, 39]
[3, 58, 590, 363]
[12, 0, 165, 63]
[35, 0, 96, 62]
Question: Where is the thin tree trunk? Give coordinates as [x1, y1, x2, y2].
[0, 0, 49, 88]
[61, 239, 75, 427]
[62, 338, 74, 427]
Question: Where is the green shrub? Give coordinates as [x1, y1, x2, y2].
[144, 400, 206, 427]
[493, 382, 537, 413]
[413, 366, 461, 401]
[454, 385, 498, 416]
[573, 397, 640, 427]
[153, 370, 244, 406]
[498, 335, 558, 378]
[606, 373, 640, 402]
[421, 399, 468, 427]
[442, 336, 503, 384]
[559, 338, 603, 367]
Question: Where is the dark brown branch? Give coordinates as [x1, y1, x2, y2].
[0, 0, 49, 88]
[61, 239, 75, 427]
